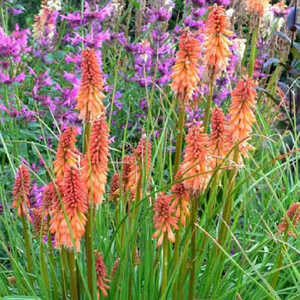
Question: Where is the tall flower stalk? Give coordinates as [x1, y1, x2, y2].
[170, 31, 201, 297]
[203, 5, 233, 132]
[12, 165, 34, 284]
[247, 0, 269, 76]
[76, 48, 107, 299]
[171, 30, 202, 174]
[153, 193, 178, 297]
[180, 125, 210, 300]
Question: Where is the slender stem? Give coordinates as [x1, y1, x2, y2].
[68, 250, 79, 300]
[40, 240, 50, 299]
[60, 248, 68, 300]
[21, 214, 34, 285]
[172, 220, 181, 300]
[248, 25, 258, 78]
[48, 231, 59, 300]
[217, 168, 237, 253]
[269, 234, 288, 295]
[241, 31, 250, 67]
[83, 120, 96, 299]
[188, 196, 199, 300]
[204, 83, 214, 133]
[161, 237, 169, 299]
[128, 169, 143, 299]
[85, 206, 95, 300]
[174, 102, 185, 176]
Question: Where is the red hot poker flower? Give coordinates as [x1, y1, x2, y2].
[49, 166, 87, 251]
[82, 117, 109, 206]
[229, 77, 257, 159]
[153, 193, 178, 247]
[278, 203, 300, 239]
[127, 137, 152, 199]
[171, 31, 202, 103]
[171, 172, 190, 226]
[53, 127, 79, 180]
[181, 125, 210, 194]
[204, 6, 233, 80]
[12, 165, 30, 217]
[76, 48, 105, 122]
[248, 0, 269, 18]
[95, 251, 110, 297]
[210, 106, 233, 169]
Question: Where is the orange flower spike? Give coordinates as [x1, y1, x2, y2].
[53, 127, 79, 179]
[121, 155, 134, 191]
[171, 173, 190, 226]
[248, 0, 269, 18]
[278, 203, 300, 239]
[127, 137, 152, 199]
[12, 165, 30, 217]
[50, 166, 87, 251]
[135, 137, 152, 175]
[181, 125, 210, 193]
[95, 251, 110, 297]
[229, 77, 257, 157]
[204, 6, 233, 80]
[82, 116, 109, 206]
[171, 31, 202, 102]
[31, 208, 46, 237]
[76, 48, 105, 122]
[43, 181, 63, 217]
[63, 166, 87, 217]
[153, 193, 178, 247]
[210, 106, 232, 168]
[109, 172, 120, 201]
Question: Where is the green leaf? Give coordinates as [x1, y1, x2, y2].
[3, 297, 41, 300]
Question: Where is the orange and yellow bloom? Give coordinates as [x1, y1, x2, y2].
[248, 0, 269, 18]
[210, 106, 233, 169]
[127, 137, 151, 199]
[76, 49, 106, 122]
[153, 193, 178, 247]
[171, 31, 202, 103]
[95, 251, 110, 297]
[171, 172, 190, 226]
[204, 6, 233, 80]
[82, 116, 109, 206]
[229, 77, 257, 159]
[50, 166, 87, 251]
[53, 127, 79, 180]
[181, 125, 210, 193]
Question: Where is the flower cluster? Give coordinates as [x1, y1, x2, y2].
[153, 193, 178, 247]
[12, 165, 31, 217]
[171, 31, 202, 103]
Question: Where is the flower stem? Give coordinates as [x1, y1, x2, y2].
[47, 231, 59, 300]
[60, 248, 68, 300]
[188, 196, 199, 300]
[248, 25, 258, 78]
[85, 206, 95, 299]
[269, 234, 288, 295]
[21, 214, 34, 285]
[68, 250, 79, 300]
[40, 240, 50, 299]
[174, 101, 185, 176]
[161, 237, 169, 298]
[83, 120, 96, 300]
[204, 83, 214, 133]
[217, 171, 237, 256]
[172, 221, 181, 300]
